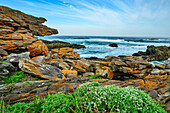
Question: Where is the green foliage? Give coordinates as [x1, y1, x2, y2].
[0, 82, 166, 113]
[0, 71, 25, 85]
[8, 84, 15, 90]
[0, 61, 7, 64]
[88, 74, 101, 79]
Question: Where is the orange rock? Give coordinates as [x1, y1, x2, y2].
[62, 69, 77, 78]
[28, 40, 49, 56]
[155, 65, 165, 69]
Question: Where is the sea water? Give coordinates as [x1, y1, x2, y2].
[39, 36, 170, 58]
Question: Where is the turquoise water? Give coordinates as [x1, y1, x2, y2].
[39, 36, 170, 59]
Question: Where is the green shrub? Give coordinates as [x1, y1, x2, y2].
[0, 71, 25, 85]
[88, 74, 101, 79]
[0, 82, 166, 113]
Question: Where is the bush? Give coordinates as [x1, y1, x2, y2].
[0, 82, 166, 113]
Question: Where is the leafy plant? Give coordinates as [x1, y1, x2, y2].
[0, 71, 25, 85]
[0, 82, 166, 113]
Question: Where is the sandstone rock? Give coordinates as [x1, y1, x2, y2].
[96, 66, 113, 79]
[28, 40, 49, 56]
[19, 59, 65, 80]
[109, 43, 118, 47]
[62, 69, 77, 78]
[0, 6, 58, 36]
[50, 47, 80, 59]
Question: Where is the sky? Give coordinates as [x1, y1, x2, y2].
[1, 0, 170, 37]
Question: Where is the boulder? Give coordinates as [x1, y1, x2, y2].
[28, 40, 49, 56]
[19, 59, 65, 80]
[109, 43, 118, 47]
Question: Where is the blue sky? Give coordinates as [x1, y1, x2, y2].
[1, 0, 170, 37]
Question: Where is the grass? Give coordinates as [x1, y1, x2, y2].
[0, 82, 166, 113]
[88, 74, 101, 79]
[0, 71, 25, 85]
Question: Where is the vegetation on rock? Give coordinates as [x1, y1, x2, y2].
[0, 82, 166, 113]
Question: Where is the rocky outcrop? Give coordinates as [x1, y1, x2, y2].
[149, 38, 159, 40]
[0, 6, 58, 57]
[133, 45, 170, 61]
[146, 46, 170, 61]
[50, 47, 80, 59]
[0, 6, 58, 36]
[42, 40, 86, 50]
[19, 59, 65, 80]
[109, 43, 118, 47]
[0, 76, 169, 111]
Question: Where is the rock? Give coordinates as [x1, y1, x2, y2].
[146, 46, 170, 61]
[132, 51, 146, 56]
[32, 56, 45, 63]
[19, 59, 65, 80]
[42, 40, 85, 50]
[28, 40, 49, 56]
[109, 43, 118, 47]
[0, 49, 8, 56]
[4, 52, 30, 64]
[83, 72, 95, 77]
[0, 6, 58, 36]
[0, 6, 58, 57]
[149, 38, 159, 40]
[62, 69, 77, 78]
[50, 47, 80, 59]
[0, 62, 15, 75]
[164, 58, 170, 69]
[96, 66, 113, 79]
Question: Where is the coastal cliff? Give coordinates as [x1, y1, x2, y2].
[0, 6, 169, 112]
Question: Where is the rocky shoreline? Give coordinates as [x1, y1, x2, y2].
[0, 6, 170, 112]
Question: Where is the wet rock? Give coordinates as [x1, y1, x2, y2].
[109, 43, 118, 47]
[19, 59, 65, 80]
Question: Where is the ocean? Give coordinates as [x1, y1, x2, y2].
[39, 36, 170, 59]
